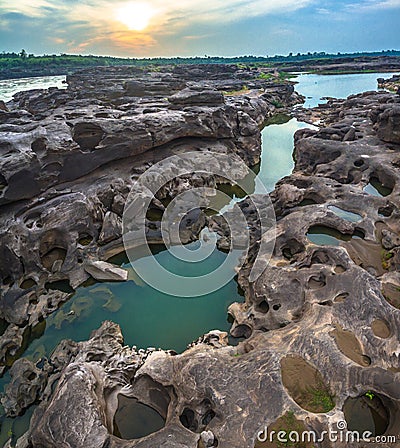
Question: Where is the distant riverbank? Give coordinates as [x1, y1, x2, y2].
[1, 51, 400, 80]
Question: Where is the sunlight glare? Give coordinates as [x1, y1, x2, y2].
[115, 2, 155, 31]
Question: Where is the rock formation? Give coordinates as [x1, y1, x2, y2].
[1, 66, 400, 448]
[0, 65, 300, 378]
[378, 74, 400, 94]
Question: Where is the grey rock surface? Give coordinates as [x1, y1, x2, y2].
[1, 67, 400, 448]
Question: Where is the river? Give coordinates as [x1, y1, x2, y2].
[0, 70, 399, 446]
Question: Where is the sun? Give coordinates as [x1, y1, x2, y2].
[115, 2, 155, 31]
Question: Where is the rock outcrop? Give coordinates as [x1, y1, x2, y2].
[1, 88, 400, 448]
[1, 69, 400, 448]
[378, 74, 400, 93]
[0, 64, 301, 373]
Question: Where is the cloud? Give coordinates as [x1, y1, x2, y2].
[0, 0, 317, 55]
[345, 0, 400, 10]
[1, 0, 59, 17]
[3, 0, 315, 25]
[153, 0, 315, 27]
[183, 34, 215, 41]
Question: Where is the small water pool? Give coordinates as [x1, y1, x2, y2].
[328, 206, 362, 223]
[363, 178, 393, 197]
[114, 396, 165, 440]
[21, 245, 244, 361]
[307, 225, 364, 246]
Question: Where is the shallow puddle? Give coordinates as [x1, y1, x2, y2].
[363, 178, 393, 197]
[328, 206, 362, 222]
[307, 225, 364, 246]
[114, 396, 165, 440]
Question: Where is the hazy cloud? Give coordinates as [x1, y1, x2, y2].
[0, 0, 398, 56]
[345, 0, 400, 10]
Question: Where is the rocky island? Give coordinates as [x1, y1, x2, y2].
[0, 64, 399, 447]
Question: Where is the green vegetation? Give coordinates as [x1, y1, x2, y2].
[275, 412, 305, 448]
[365, 391, 375, 400]
[255, 411, 316, 448]
[306, 385, 335, 413]
[1, 49, 399, 80]
[258, 72, 274, 81]
[263, 114, 291, 126]
[381, 249, 394, 270]
[270, 99, 284, 108]
[222, 85, 251, 95]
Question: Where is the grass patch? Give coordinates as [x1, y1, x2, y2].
[223, 85, 251, 96]
[306, 384, 335, 413]
[258, 72, 274, 81]
[270, 99, 284, 108]
[255, 411, 317, 448]
[381, 249, 394, 270]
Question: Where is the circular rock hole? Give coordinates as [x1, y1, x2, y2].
[334, 292, 349, 303]
[378, 204, 394, 218]
[343, 393, 389, 437]
[231, 324, 252, 339]
[31, 137, 47, 154]
[20, 278, 37, 290]
[257, 300, 269, 313]
[273, 304, 281, 311]
[354, 159, 365, 167]
[371, 319, 391, 339]
[78, 233, 93, 246]
[180, 408, 198, 432]
[280, 355, 335, 413]
[113, 395, 165, 440]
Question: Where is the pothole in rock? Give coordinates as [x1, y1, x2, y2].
[334, 292, 349, 303]
[378, 203, 395, 218]
[298, 198, 319, 207]
[72, 122, 105, 151]
[254, 412, 314, 448]
[39, 231, 68, 271]
[20, 278, 37, 290]
[331, 324, 371, 367]
[328, 206, 362, 223]
[344, 239, 387, 277]
[280, 355, 335, 414]
[363, 177, 393, 197]
[382, 282, 400, 309]
[343, 393, 390, 437]
[307, 225, 364, 246]
[113, 395, 165, 440]
[179, 398, 216, 434]
[45, 280, 75, 294]
[77, 233, 93, 246]
[371, 319, 391, 339]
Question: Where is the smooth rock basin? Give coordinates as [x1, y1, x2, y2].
[343, 394, 390, 437]
[113, 396, 165, 440]
[327, 205, 362, 222]
[307, 225, 364, 246]
[21, 245, 244, 358]
[363, 177, 393, 197]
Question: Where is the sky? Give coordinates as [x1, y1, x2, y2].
[0, 0, 399, 57]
